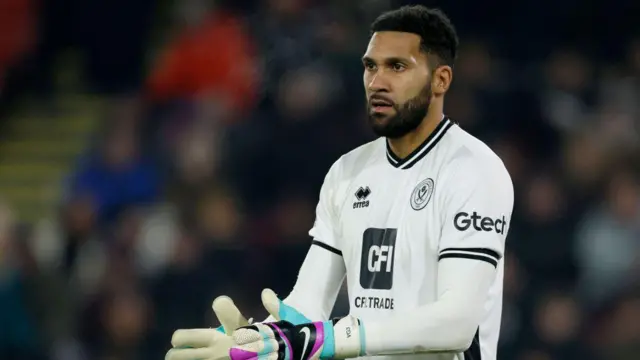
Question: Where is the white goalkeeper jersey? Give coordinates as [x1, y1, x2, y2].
[307, 116, 514, 360]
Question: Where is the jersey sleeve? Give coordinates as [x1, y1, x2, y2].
[363, 258, 496, 354]
[279, 244, 346, 321]
[308, 159, 342, 253]
[437, 158, 514, 268]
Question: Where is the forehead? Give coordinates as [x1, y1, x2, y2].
[364, 31, 424, 61]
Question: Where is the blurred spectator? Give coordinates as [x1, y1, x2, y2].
[195, 185, 244, 245]
[147, 0, 259, 120]
[249, 0, 323, 100]
[164, 111, 224, 217]
[541, 49, 594, 134]
[598, 38, 640, 123]
[81, 285, 151, 360]
[0, 0, 36, 86]
[511, 171, 578, 288]
[0, 0, 37, 116]
[529, 291, 588, 359]
[595, 294, 640, 360]
[575, 169, 640, 307]
[67, 113, 160, 226]
[561, 129, 612, 204]
[0, 201, 43, 360]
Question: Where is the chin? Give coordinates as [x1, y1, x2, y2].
[369, 116, 390, 131]
[369, 111, 393, 123]
[369, 118, 417, 139]
[370, 123, 400, 138]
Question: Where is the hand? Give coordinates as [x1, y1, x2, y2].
[260, 288, 311, 325]
[165, 288, 308, 360]
[230, 317, 364, 360]
[166, 296, 251, 360]
[230, 291, 365, 360]
[213, 295, 252, 334]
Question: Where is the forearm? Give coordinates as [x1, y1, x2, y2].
[363, 260, 496, 355]
[265, 242, 346, 321]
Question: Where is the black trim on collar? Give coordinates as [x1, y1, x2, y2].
[386, 116, 455, 169]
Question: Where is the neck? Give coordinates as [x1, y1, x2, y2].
[388, 109, 444, 159]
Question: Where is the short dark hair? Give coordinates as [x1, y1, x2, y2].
[370, 5, 459, 68]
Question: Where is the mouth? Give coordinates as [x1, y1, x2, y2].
[369, 96, 394, 113]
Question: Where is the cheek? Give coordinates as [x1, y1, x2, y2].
[363, 73, 372, 89]
[397, 78, 428, 101]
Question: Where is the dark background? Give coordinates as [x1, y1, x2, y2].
[0, 0, 638, 359]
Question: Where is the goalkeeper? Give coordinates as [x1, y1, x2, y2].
[166, 4, 513, 360]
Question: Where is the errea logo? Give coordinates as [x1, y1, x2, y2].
[353, 186, 371, 209]
[453, 211, 508, 234]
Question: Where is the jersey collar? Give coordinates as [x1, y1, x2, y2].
[386, 116, 454, 170]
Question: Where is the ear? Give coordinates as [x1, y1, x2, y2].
[432, 65, 453, 96]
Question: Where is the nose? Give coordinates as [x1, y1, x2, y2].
[367, 72, 389, 93]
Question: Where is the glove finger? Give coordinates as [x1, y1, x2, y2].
[230, 339, 279, 360]
[261, 288, 311, 325]
[171, 328, 218, 348]
[261, 289, 281, 321]
[212, 296, 249, 333]
[233, 324, 276, 345]
[181, 330, 236, 360]
[165, 347, 214, 360]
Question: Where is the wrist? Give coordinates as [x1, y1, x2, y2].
[320, 316, 365, 359]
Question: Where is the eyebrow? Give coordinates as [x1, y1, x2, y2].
[361, 56, 412, 64]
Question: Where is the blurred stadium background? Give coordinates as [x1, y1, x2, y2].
[0, 0, 638, 359]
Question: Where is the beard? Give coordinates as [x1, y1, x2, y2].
[367, 84, 432, 139]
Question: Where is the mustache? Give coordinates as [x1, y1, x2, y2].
[368, 94, 394, 106]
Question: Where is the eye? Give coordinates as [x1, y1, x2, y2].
[391, 63, 406, 72]
[364, 62, 377, 71]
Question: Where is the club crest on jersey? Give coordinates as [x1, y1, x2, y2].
[410, 178, 434, 211]
[353, 186, 371, 209]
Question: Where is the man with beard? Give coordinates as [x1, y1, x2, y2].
[166, 5, 514, 360]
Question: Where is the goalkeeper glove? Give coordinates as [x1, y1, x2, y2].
[166, 295, 250, 360]
[230, 317, 365, 360]
[230, 291, 365, 360]
[166, 289, 311, 360]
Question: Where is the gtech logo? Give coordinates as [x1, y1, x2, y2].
[360, 228, 397, 290]
[454, 211, 507, 234]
